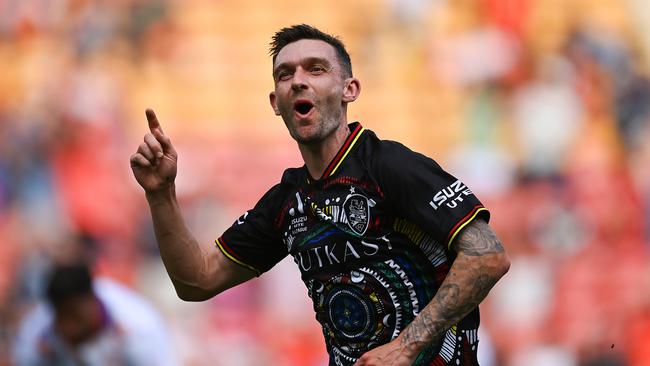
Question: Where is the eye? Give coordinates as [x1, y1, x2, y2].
[310, 65, 327, 75]
[276, 70, 293, 81]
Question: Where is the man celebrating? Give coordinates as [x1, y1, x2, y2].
[130, 24, 509, 365]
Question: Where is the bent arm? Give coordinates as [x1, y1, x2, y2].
[398, 218, 509, 353]
[146, 185, 256, 301]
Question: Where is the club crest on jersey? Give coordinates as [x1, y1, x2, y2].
[343, 194, 370, 236]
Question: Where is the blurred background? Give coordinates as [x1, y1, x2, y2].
[1, 0, 650, 365]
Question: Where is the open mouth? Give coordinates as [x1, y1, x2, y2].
[294, 100, 314, 116]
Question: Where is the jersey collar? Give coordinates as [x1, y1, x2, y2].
[307, 122, 365, 183]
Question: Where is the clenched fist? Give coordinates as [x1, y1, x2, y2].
[130, 109, 178, 193]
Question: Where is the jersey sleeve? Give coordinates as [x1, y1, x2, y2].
[370, 141, 490, 249]
[217, 184, 288, 276]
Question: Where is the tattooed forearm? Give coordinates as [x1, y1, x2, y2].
[399, 284, 461, 349]
[398, 219, 509, 352]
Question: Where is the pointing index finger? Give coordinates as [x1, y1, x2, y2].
[146, 108, 163, 134]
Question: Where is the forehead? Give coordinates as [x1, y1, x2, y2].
[55, 295, 93, 313]
[274, 39, 338, 68]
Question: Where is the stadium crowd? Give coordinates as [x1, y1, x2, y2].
[1, 0, 649, 365]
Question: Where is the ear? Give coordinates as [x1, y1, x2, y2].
[269, 91, 281, 115]
[342, 77, 361, 103]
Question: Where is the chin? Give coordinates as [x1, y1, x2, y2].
[292, 133, 321, 145]
[289, 125, 321, 144]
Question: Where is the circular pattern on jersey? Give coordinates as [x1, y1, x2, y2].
[312, 262, 424, 363]
[327, 286, 375, 339]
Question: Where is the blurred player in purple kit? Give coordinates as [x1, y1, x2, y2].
[13, 262, 177, 366]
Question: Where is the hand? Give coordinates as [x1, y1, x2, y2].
[130, 109, 178, 193]
[354, 339, 418, 366]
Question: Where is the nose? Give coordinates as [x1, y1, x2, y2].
[291, 67, 309, 92]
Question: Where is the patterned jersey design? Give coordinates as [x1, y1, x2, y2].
[218, 123, 488, 365]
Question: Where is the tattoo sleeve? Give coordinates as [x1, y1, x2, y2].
[398, 218, 508, 352]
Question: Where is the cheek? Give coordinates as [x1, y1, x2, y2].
[275, 95, 293, 114]
[57, 317, 84, 340]
[273, 86, 292, 107]
[322, 91, 343, 113]
[279, 102, 293, 114]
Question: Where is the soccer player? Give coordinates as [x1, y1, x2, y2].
[130, 24, 510, 366]
[12, 262, 176, 366]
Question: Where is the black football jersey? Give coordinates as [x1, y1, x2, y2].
[217, 122, 489, 365]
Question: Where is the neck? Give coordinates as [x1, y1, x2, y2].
[299, 122, 351, 180]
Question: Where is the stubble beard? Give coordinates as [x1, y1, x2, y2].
[287, 108, 343, 146]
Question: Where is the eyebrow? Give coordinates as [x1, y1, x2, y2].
[273, 57, 333, 77]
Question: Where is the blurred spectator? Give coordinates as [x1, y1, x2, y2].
[510, 54, 584, 178]
[12, 261, 177, 366]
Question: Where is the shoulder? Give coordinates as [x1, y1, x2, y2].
[252, 170, 300, 210]
[360, 130, 442, 175]
[280, 166, 305, 186]
[16, 303, 52, 332]
[12, 303, 53, 362]
[96, 279, 152, 314]
[95, 279, 177, 364]
[95, 279, 166, 333]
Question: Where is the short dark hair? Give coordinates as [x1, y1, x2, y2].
[270, 24, 353, 78]
[45, 263, 94, 309]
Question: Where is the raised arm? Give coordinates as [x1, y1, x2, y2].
[130, 109, 255, 301]
[355, 218, 510, 365]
